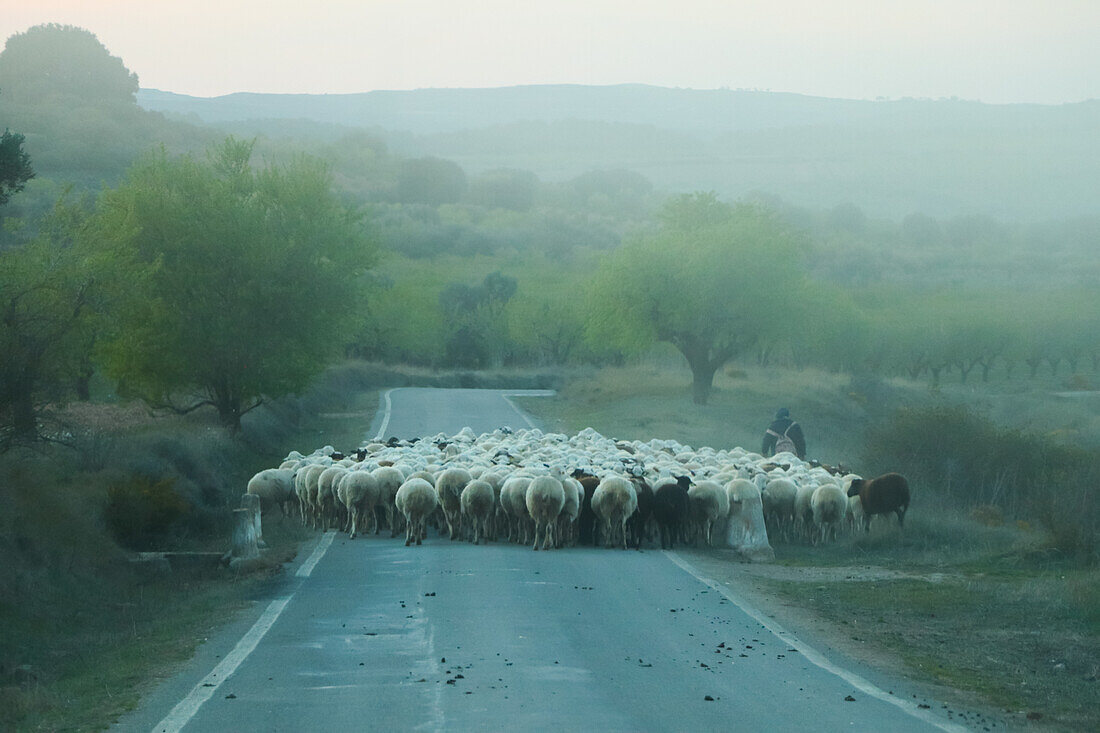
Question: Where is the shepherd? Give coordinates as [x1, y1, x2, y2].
[762, 408, 806, 459]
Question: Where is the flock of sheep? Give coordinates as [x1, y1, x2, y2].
[246, 427, 910, 556]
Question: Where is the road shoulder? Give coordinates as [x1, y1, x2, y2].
[671, 547, 1014, 731]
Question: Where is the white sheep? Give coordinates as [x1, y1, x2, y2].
[317, 466, 349, 531]
[342, 471, 380, 539]
[300, 463, 329, 529]
[687, 480, 730, 547]
[558, 477, 582, 547]
[591, 476, 637, 550]
[435, 467, 472, 540]
[793, 483, 816, 541]
[395, 478, 439, 547]
[500, 476, 533, 544]
[811, 484, 848, 545]
[372, 466, 406, 537]
[526, 475, 565, 551]
[480, 470, 506, 541]
[762, 478, 799, 540]
[460, 479, 495, 545]
[247, 468, 295, 517]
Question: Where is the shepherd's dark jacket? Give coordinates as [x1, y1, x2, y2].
[761, 417, 806, 459]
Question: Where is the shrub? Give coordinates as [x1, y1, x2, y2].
[865, 406, 1098, 561]
[104, 475, 189, 550]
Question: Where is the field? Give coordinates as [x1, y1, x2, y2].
[514, 356, 1100, 469]
[515, 361, 1100, 732]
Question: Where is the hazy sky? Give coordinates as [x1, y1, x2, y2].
[2, 0, 1098, 103]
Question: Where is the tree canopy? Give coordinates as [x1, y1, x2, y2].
[587, 193, 808, 404]
[0, 196, 123, 444]
[0, 24, 138, 108]
[94, 138, 377, 429]
[0, 127, 34, 206]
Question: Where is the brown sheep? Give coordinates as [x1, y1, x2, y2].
[846, 473, 910, 531]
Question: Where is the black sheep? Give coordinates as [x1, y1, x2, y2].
[627, 478, 654, 549]
[652, 476, 692, 549]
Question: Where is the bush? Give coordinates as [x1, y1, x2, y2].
[104, 475, 189, 550]
[865, 406, 1098, 561]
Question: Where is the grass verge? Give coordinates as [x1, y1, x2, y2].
[755, 565, 1100, 731]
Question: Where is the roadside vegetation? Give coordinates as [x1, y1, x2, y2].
[0, 361, 384, 731]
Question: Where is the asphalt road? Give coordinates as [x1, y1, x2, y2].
[121, 389, 965, 732]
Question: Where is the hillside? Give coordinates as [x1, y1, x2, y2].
[137, 84, 1100, 220]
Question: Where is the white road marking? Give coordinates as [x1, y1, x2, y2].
[373, 388, 398, 441]
[501, 390, 555, 429]
[153, 531, 336, 732]
[152, 597, 291, 733]
[664, 552, 968, 733]
[296, 530, 336, 577]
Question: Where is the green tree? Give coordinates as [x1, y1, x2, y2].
[508, 290, 591, 365]
[566, 168, 653, 216]
[438, 271, 517, 367]
[95, 138, 376, 430]
[0, 128, 34, 206]
[0, 24, 138, 108]
[587, 193, 805, 404]
[393, 156, 467, 206]
[0, 196, 117, 445]
[467, 168, 539, 211]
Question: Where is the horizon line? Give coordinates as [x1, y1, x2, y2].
[137, 83, 1098, 108]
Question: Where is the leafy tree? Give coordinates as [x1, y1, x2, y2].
[467, 168, 539, 211]
[828, 203, 866, 234]
[438, 271, 517, 367]
[900, 212, 942, 248]
[508, 290, 591, 365]
[0, 24, 207, 194]
[0, 127, 34, 206]
[393, 156, 467, 206]
[94, 138, 377, 430]
[587, 193, 806, 404]
[0, 196, 119, 445]
[566, 168, 653, 215]
[0, 24, 138, 108]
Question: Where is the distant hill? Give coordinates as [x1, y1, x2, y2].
[137, 84, 1100, 220]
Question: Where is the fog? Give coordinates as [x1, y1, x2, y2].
[1, 16, 1098, 733]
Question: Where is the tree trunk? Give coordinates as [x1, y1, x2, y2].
[677, 340, 723, 406]
[11, 388, 37, 442]
[74, 364, 93, 401]
[929, 364, 944, 387]
[690, 360, 719, 405]
[214, 387, 243, 432]
[954, 360, 975, 384]
[980, 359, 994, 383]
